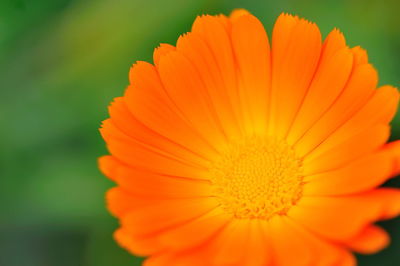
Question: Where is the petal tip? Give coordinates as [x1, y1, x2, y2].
[153, 43, 176, 66]
[351, 45, 369, 65]
[230, 8, 251, 20]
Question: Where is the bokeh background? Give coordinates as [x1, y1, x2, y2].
[1, 0, 399, 265]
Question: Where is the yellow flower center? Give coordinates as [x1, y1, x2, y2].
[210, 137, 304, 220]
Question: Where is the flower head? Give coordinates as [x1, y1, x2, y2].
[99, 9, 400, 265]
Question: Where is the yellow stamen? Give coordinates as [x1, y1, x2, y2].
[210, 137, 304, 219]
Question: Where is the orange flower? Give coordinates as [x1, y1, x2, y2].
[99, 9, 400, 266]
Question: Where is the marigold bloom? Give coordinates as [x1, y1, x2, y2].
[99, 9, 400, 266]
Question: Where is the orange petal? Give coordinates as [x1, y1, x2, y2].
[303, 124, 390, 175]
[125, 61, 219, 160]
[303, 150, 392, 196]
[296, 84, 398, 158]
[143, 253, 176, 266]
[367, 188, 400, 219]
[176, 32, 242, 140]
[204, 219, 250, 265]
[382, 140, 400, 177]
[114, 227, 162, 256]
[191, 15, 243, 134]
[108, 97, 211, 168]
[287, 46, 353, 145]
[321, 29, 346, 59]
[106, 187, 158, 217]
[335, 250, 357, 266]
[268, 216, 313, 266]
[157, 50, 229, 150]
[274, 217, 354, 266]
[286, 29, 347, 146]
[146, 219, 251, 265]
[345, 225, 390, 254]
[157, 207, 232, 250]
[143, 248, 204, 266]
[269, 13, 322, 138]
[113, 162, 212, 199]
[100, 118, 129, 142]
[352, 46, 368, 65]
[239, 220, 272, 266]
[229, 8, 250, 20]
[103, 134, 210, 180]
[292, 62, 377, 157]
[230, 12, 271, 135]
[98, 155, 119, 181]
[289, 188, 400, 241]
[101, 117, 210, 179]
[268, 216, 349, 266]
[121, 197, 220, 236]
[153, 43, 175, 66]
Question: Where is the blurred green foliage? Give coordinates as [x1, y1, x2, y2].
[0, 0, 399, 265]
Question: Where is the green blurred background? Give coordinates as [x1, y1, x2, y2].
[1, 0, 399, 265]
